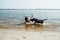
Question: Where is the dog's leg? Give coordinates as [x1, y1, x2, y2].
[41, 21, 43, 24]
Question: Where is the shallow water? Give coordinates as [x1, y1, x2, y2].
[0, 22, 60, 32]
[0, 9, 60, 24]
[0, 9, 60, 32]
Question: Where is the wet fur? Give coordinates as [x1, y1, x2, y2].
[31, 18, 47, 24]
[25, 17, 47, 24]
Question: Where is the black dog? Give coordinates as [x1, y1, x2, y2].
[30, 18, 47, 24]
[25, 17, 47, 24]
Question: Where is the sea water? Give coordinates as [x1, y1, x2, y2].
[0, 9, 60, 24]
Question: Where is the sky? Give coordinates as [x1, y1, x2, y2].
[0, 0, 60, 9]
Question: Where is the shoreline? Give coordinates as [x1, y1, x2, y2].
[0, 23, 60, 32]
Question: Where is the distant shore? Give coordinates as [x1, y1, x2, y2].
[0, 9, 60, 10]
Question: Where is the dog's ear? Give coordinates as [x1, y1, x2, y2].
[25, 17, 28, 20]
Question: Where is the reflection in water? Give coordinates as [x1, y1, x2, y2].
[25, 24, 43, 31]
[25, 24, 33, 31]
[34, 24, 43, 31]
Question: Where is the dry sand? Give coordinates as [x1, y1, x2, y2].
[0, 23, 60, 40]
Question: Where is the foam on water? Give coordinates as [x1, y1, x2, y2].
[43, 23, 50, 25]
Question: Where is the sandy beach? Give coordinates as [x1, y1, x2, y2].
[0, 22, 60, 40]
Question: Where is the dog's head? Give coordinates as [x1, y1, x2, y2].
[25, 17, 31, 22]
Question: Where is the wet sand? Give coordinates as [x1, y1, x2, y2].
[0, 23, 60, 40]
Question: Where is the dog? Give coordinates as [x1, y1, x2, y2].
[25, 17, 47, 24]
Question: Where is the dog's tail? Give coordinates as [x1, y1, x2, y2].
[42, 19, 47, 21]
